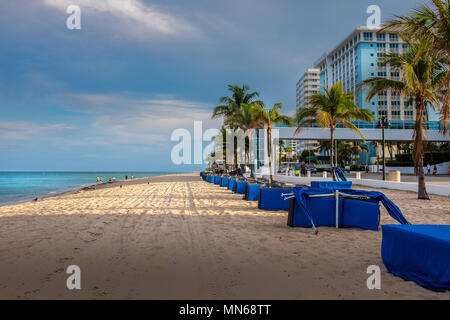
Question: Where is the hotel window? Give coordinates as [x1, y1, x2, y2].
[389, 34, 398, 41]
[377, 33, 386, 41]
[378, 110, 387, 116]
[363, 32, 373, 41]
[391, 110, 401, 116]
[377, 71, 387, 77]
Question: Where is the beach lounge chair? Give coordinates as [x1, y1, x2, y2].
[228, 178, 236, 191]
[287, 187, 409, 234]
[382, 225, 450, 292]
[258, 186, 292, 211]
[244, 183, 261, 201]
[220, 177, 229, 187]
[214, 176, 221, 185]
[234, 180, 247, 194]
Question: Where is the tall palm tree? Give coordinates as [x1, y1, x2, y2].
[212, 85, 264, 120]
[295, 81, 374, 180]
[253, 103, 293, 183]
[361, 38, 447, 199]
[212, 85, 264, 169]
[382, 0, 449, 132]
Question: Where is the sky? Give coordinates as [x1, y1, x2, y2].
[0, 0, 424, 171]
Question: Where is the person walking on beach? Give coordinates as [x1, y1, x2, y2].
[427, 163, 431, 175]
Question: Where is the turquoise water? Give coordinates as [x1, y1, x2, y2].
[0, 172, 179, 206]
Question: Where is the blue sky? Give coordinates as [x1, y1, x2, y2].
[0, 0, 423, 171]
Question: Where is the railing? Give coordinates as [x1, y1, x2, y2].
[275, 121, 441, 130]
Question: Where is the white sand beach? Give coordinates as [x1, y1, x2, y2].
[0, 172, 449, 299]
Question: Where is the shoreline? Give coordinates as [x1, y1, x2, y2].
[0, 171, 194, 208]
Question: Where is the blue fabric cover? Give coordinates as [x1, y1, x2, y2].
[382, 225, 450, 291]
[342, 198, 380, 231]
[290, 187, 408, 229]
[333, 167, 348, 181]
[235, 181, 247, 194]
[228, 178, 236, 190]
[220, 177, 229, 187]
[214, 176, 221, 185]
[258, 187, 291, 210]
[290, 195, 343, 227]
[247, 184, 261, 201]
[310, 181, 352, 190]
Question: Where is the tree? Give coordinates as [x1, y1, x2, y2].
[295, 81, 374, 180]
[349, 141, 370, 164]
[383, 0, 450, 132]
[224, 103, 265, 169]
[253, 103, 293, 183]
[361, 38, 447, 199]
[212, 85, 264, 169]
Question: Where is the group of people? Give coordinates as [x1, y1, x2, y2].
[294, 161, 309, 177]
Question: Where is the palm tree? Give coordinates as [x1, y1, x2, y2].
[360, 38, 447, 199]
[253, 103, 293, 183]
[224, 103, 264, 169]
[382, 0, 449, 132]
[295, 81, 374, 180]
[212, 85, 264, 169]
[349, 141, 369, 164]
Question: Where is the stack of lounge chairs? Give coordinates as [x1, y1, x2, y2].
[200, 170, 450, 292]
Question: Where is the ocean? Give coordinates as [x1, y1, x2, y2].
[0, 172, 180, 206]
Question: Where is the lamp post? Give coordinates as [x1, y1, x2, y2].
[376, 115, 391, 181]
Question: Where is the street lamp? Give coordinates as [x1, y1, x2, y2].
[376, 115, 391, 181]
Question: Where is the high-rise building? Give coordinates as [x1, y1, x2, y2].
[296, 68, 320, 112]
[311, 25, 439, 130]
[296, 69, 321, 153]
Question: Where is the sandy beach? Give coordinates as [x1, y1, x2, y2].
[0, 172, 449, 299]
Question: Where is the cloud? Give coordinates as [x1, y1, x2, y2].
[43, 93, 222, 146]
[43, 0, 198, 38]
[0, 121, 74, 140]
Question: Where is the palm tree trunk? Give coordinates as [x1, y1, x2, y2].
[417, 157, 429, 200]
[267, 126, 274, 184]
[414, 99, 429, 200]
[330, 127, 336, 181]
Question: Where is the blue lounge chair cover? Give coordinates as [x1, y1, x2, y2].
[382, 225, 450, 291]
[310, 181, 352, 190]
[214, 176, 221, 185]
[258, 187, 291, 210]
[246, 184, 261, 201]
[291, 187, 409, 230]
[333, 167, 348, 181]
[235, 181, 247, 194]
[220, 177, 229, 187]
[228, 178, 236, 190]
